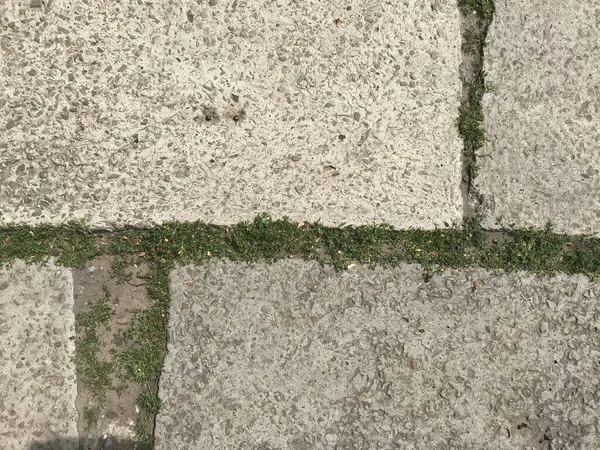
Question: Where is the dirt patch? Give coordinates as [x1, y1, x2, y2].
[72, 256, 151, 450]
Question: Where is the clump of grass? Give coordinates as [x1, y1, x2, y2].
[130, 393, 162, 449]
[480, 223, 568, 272]
[457, 0, 495, 185]
[138, 393, 161, 415]
[0, 222, 101, 268]
[133, 421, 155, 450]
[563, 237, 600, 277]
[74, 287, 114, 400]
[459, 70, 487, 150]
[110, 255, 133, 284]
[459, 0, 495, 20]
[310, 223, 400, 269]
[119, 306, 165, 383]
[83, 406, 100, 430]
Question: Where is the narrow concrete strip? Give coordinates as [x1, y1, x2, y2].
[1, 0, 463, 229]
[477, 0, 600, 233]
[0, 261, 78, 450]
[157, 260, 600, 449]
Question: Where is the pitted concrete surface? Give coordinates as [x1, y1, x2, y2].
[156, 260, 600, 449]
[477, 0, 600, 234]
[1, 0, 463, 229]
[0, 261, 78, 450]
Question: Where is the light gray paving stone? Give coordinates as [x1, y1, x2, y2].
[0, 0, 463, 229]
[477, 0, 600, 234]
[156, 260, 600, 449]
[0, 260, 78, 450]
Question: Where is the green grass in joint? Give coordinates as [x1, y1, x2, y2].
[74, 287, 114, 400]
[459, 0, 495, 20]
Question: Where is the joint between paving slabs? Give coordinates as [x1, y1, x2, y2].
[5, 1, 600, 447]
[2, 211, 600, 446]
[72, 255, 164, 450]
[457, 0, 495, 223]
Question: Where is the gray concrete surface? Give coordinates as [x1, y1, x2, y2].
[477, 0, 600, 234]
[0, 261, 78, 450]
[156, 260, 600, 449]
[1, 0, 463, 229]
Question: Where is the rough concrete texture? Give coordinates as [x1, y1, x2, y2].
[156, 260, 600, 450]
[0, 260, 78, 450]
[0, 0, 463, 229]
[477, 0, 600, 234]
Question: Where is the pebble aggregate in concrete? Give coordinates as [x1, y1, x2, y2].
[477, 0, 600, 234]
[156, 260, 600, 449]
[0, 261, 78, 450]
[1, 0, 463, 229]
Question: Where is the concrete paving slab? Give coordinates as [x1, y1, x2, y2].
[1, 0, 463, 229]
[157, 260, 600, 449]
[477, 0, 600, 234]
[0, 261, 78, 450]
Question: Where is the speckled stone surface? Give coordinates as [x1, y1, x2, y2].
[477, 0, 600, 234]
[156, 260, 600, 449]
[0, 0, 463, 229]
[0, 260, 78, 450]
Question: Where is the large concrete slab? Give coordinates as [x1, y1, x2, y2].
[0, 261, 78, 450]
[157, 260, 600, 449]
[477, 0, 600, 234]
[0, 0, 463, 229]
